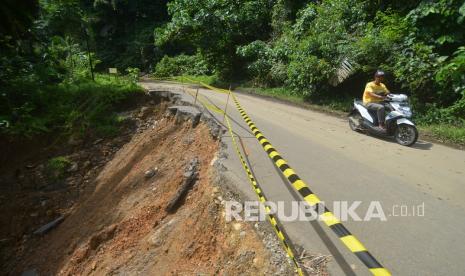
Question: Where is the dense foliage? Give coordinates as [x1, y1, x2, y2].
[1, 0, 464, 140]
[155, 0, 465, 125]
[155, 0, 274, 80]
[90, 0, 169, 70]
[153, 53, 211, 77]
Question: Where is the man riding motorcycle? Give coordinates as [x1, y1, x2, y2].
[363, 70, 390, 129]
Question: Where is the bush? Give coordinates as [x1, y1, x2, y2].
[237, 41, 274, 86]
[435, 46, 465, 110]
[237, 37, 293, 87]
[46, 156, 71, 181]
[421, 124, 465, 145]
[390, 42, 446, 103]
[0, 74, 142, 137]
[125, 67, 141, 84]
[286, 55, 332, 98]
[153, 53, 211, 77]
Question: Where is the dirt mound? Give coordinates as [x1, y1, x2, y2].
[3, 96, 289, 275]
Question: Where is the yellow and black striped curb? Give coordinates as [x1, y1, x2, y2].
[230, 93, 391, 276]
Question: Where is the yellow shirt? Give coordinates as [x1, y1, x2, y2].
[363, 81, 390, 104]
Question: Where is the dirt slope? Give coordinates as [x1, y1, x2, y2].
[4, 97, 289, 275]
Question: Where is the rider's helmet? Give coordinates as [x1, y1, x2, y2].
[374, 70, 385, 77]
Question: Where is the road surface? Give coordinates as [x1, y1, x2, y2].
[141, 80, 465, 276]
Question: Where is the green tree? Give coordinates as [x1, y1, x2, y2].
[155, 0, 273, 80]
[89, 0, 169, 70]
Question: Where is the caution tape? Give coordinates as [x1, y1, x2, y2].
[184, 87, 225, 115]
[183, 77, 229, 94]
[224, 113, 304, 276]
[180, 86, 304, 275]
[229, 93, 391, 276]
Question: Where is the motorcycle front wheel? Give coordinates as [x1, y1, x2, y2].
[394, 124, 418, 146]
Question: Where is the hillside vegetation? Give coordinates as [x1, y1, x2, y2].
[1, 0, 464, 143]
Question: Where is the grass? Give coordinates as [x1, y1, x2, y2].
[419, 124, 465, 145]
[1, 73, 143, 138]
[236, 86, 352, 117]
[167, 74, 234, 89]
[238, 86, 305, 104]
[155, 74, 220, 86]
[47, 156, 72, 181]
[54, 74, 143, 138]
[171, 75, 219, 85]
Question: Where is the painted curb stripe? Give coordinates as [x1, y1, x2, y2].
[229, 93, 391, 276]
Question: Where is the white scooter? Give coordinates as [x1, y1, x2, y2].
[348, 94, 418, 146]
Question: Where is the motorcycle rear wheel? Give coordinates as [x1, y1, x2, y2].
[349, 112, 362, 132]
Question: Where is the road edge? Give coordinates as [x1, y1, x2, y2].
[233, 87, 464, 151]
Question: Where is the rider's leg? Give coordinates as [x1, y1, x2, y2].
[377, 104, 386, 128]
[367, 103, 385, 127]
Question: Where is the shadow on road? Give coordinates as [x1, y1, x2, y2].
[339, 118, 434, 150]
[379, 136, 434, 150]
[411, 140, 433, 150]
[360, 131, 434, 150]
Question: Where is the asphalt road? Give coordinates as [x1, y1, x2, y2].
[141, 80, 465, 276]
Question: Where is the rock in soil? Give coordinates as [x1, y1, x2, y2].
[144, 168, 158, 179]
[166, 158, 199, 213]
[67, 162, 79, 173]
[33, 215, 65, 236]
